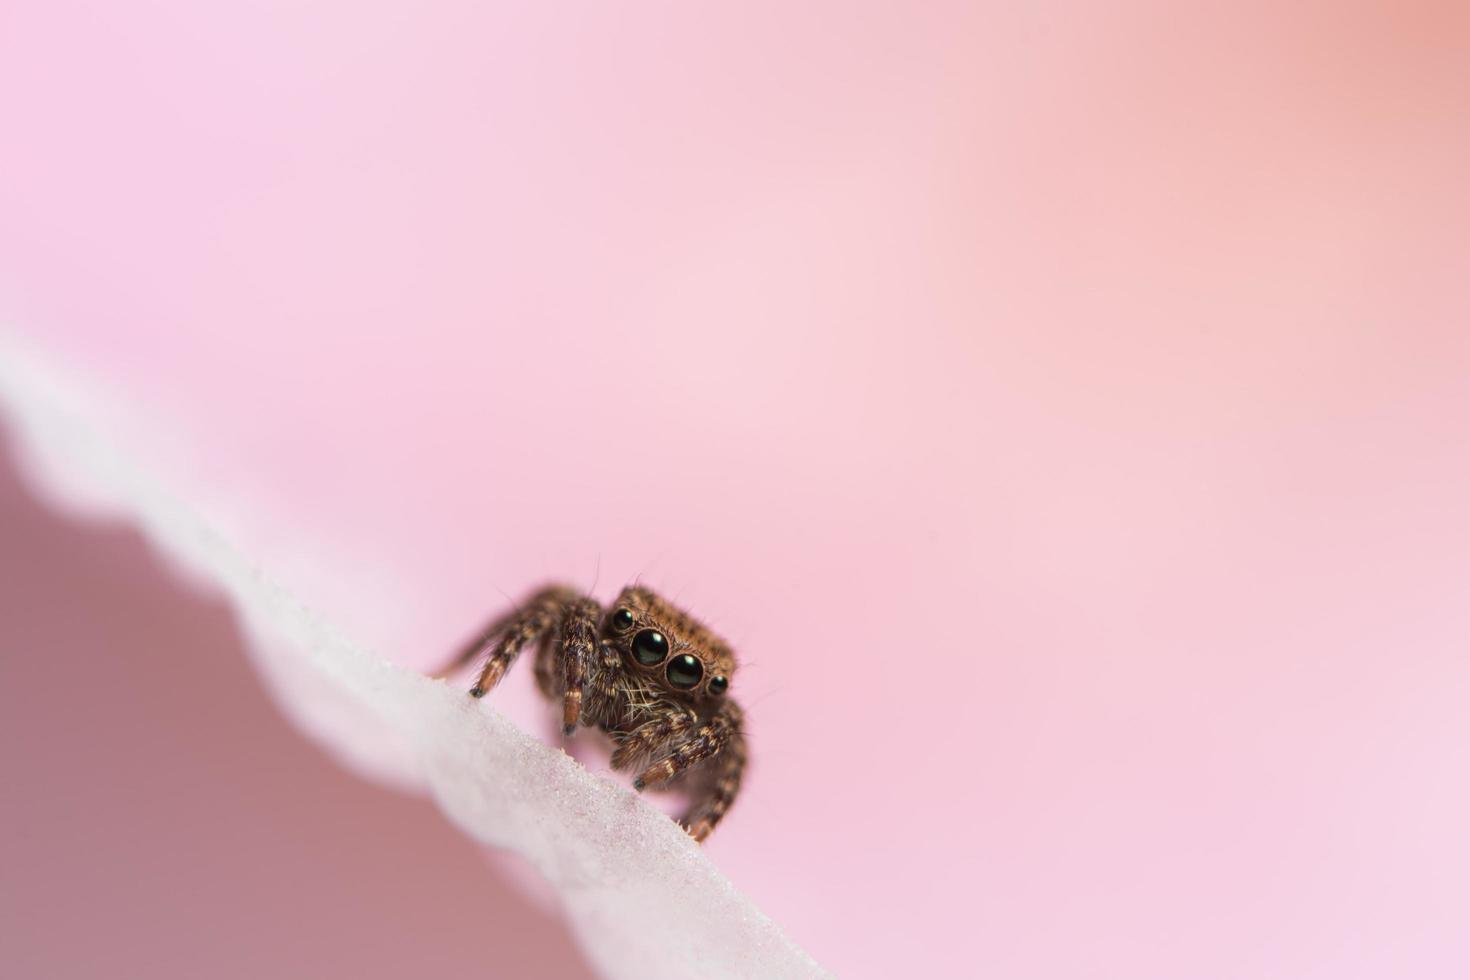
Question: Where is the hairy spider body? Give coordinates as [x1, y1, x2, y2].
[443, 584, 746, 841]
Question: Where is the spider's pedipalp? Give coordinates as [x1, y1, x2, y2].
[557, 596, 602, 734]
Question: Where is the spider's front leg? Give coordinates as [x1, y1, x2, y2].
[629, 700, 745, 841]
[440, 585, 575, 697]
[683, 731, 746, 842]
[632, 700, 743, 790]
[610, 704, 699, 772]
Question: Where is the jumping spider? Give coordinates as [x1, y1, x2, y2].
[442, 584, 746, 842]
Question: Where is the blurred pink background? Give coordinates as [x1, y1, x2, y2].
[3, 2, 1469, 978]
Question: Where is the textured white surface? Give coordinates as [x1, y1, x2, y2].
[0, 337, 828, 980]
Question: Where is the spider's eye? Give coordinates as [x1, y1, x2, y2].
[667, 654, 704, 690]
[708, 676, 728, 695]
[612, 608, 635, 631]
[632, 629, 669, 665]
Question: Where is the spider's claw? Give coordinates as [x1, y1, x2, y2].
[562, 723, 576, 737]
[469, 686, 486, 698]
[634, 758, 676, 791]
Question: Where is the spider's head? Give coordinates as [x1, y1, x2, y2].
[605, 586, 736, 701]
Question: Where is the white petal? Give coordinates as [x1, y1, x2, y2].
[0, 333, 829, 980]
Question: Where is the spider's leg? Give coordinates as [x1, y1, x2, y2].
[434, 585, 575, 696]
[633, 700, 744, 791]
[610, 703, 698, 771]
[682, 731, 747, 842]
[556, 596, 602, 735]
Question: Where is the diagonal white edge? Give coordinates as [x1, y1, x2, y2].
[0, 334, 830, 980]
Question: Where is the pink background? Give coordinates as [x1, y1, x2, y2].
[3, 2, 1469, 977]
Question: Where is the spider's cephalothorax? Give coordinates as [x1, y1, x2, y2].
[441, 584, 746, 842]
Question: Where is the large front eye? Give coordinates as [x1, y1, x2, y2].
[632, 629, 669, 665]
[667, 654, 704, 689]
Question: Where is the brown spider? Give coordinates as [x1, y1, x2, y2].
[440, 584, 746, 842]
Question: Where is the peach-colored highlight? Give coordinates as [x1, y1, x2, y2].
[2, 2, 1468, 977]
